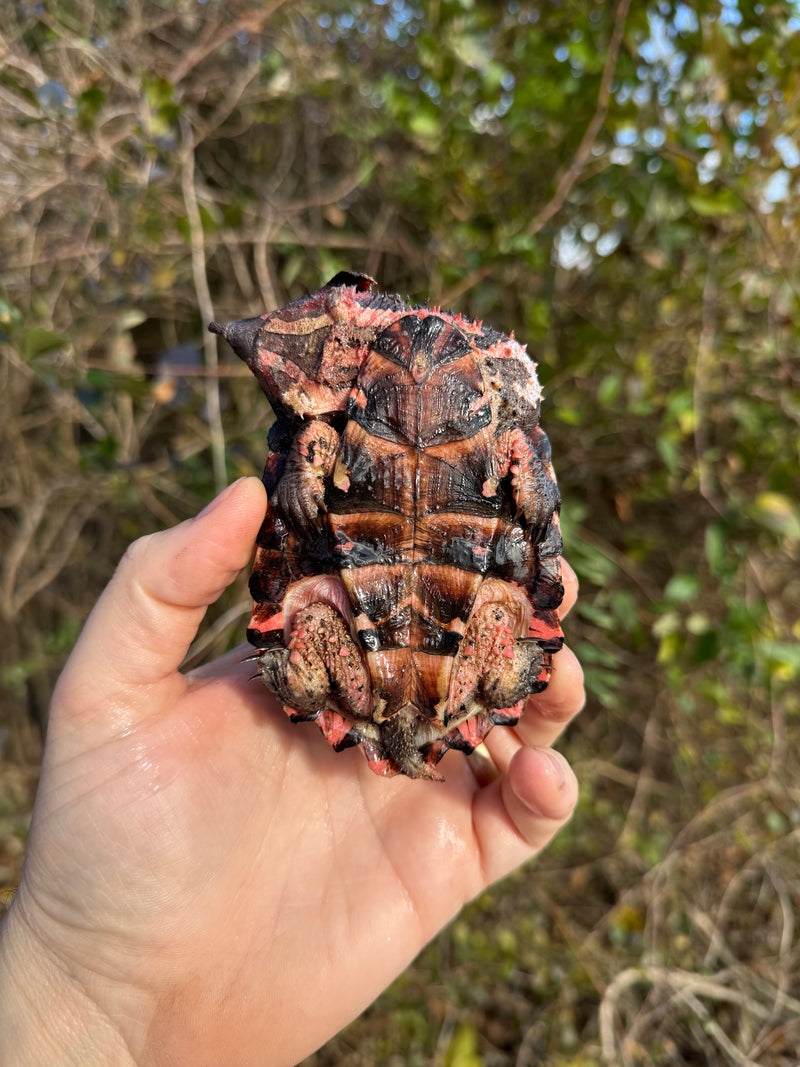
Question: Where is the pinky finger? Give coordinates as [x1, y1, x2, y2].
[470, 746, 578, 886]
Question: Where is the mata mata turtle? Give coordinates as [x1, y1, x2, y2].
[210, 272, 564, 780]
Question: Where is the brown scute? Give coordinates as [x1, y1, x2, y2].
[341, 563, 412, 644]
[347, 345, 490, 449]
[329, 512, 413, 565]
[372, 314, 471, 376]
[414, 564, 479, 627]
[328, 422, 416, 517]
[366, 649, 452, 722]
[416, 440, 502, 519]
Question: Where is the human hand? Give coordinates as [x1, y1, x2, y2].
[0, 477, 583, 1067]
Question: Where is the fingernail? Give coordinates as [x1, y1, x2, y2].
[196, 478, 245, 519]
[541, 747, 568, 790]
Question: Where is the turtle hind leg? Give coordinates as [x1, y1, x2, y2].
[445, 600, 545, 753]
[256, 602, 372, 745]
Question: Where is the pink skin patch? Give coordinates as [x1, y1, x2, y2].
[280, 575, 356, 643]
[317, 709, 353, 747]
[492, 699, 524, 725]
[367, 758, 396, 776]
[348, 387, 368, 410]
[456, 713, 491, 750]
[249, 610, 285, 637]
[362, 740, 399, 777]
[527, 610, 563, 644]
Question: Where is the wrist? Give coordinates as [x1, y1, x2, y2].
[0, 898, 137, 1067]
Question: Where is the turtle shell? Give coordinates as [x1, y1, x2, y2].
[210, 272, 563, 780]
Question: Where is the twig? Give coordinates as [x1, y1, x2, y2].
[84, 361, 252, 378]
[170, 2, 290, 85]
[693, 260, 725, 514]
[181, 599, 252, 670]
[180, 122, 226, 493]
[438, 264, 494, 310]
[573, 528, 663, 602]
[676, 986, 760, 1067]
[600, 965, 770, 1064]
[0, 128, 134, 222]
[0, 487, 100, 619]
[575, 757, 669, 794]
[254, 207, 280, 312]
[691, 900, 800, 1018]
[527, 0, 632, 236]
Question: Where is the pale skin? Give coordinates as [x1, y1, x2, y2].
[0, 477, 584, 1067]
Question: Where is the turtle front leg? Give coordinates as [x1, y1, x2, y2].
[487, 426, 560, 531]
[270, 419, 339, 532]
[487, 425, 564, 614]
[256, 602, 373, 752]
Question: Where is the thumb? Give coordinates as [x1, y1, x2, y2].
[54, 477, 267, 717]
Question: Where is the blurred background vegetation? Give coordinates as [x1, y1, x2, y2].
[1, 0, 799, 1062]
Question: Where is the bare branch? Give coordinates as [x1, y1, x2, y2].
[180, 122, 227, 493]
[170, 2, 290, 85]
[527, 0, 632, 236]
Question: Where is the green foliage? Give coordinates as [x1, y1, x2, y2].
[444, 1022, 484, 1067]
[2, 0, 799, 1063]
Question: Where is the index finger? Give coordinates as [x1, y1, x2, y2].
[559, 558, 578, 619]
[513, 558, 584, 746]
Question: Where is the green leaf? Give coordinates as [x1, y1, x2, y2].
[656, 435, 681, 474]
[77, 85, 105, 130]
[664, 574, 701, 602]
[691, 629, 721, 664]
[757, 640, 800, 680]
[598, 373, 621, 407]
[0, 298, 22, 325]
[409, 108, 441, 140]
[444, 1022, 484, 1067]
[704, 522, 728, 576]
[753, 493, 800, 540]
[143, 74, 174, 110]
[23, 326, 67, 359]
[687, 190, 740, 216]
[175, 216, 191, 242]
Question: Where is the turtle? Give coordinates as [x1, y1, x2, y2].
[209, 271, 564, 780]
